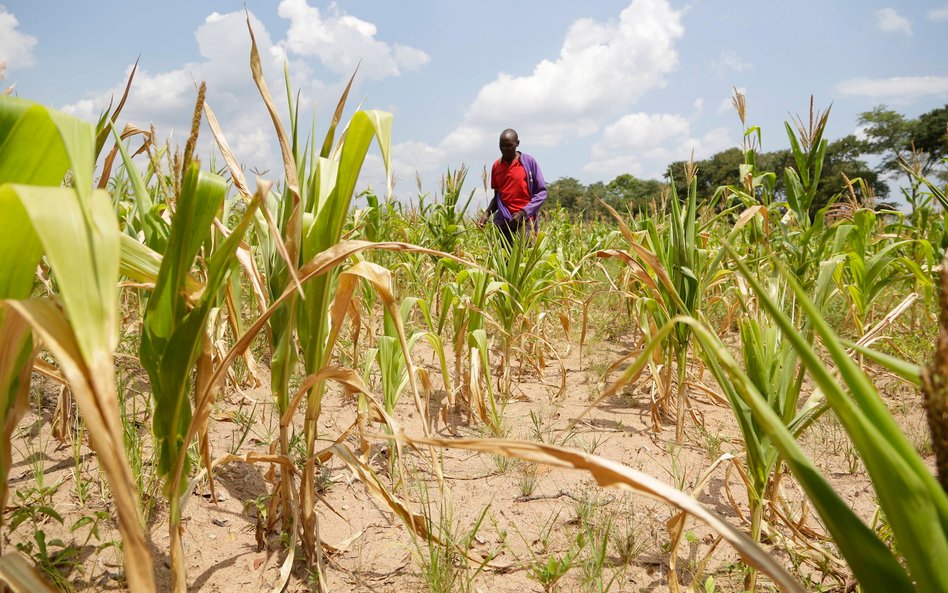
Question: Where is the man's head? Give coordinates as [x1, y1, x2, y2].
[499, 128, 519, 163]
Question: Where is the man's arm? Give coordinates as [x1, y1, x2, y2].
[485, 191, 499, 214]
[477, 190, 499, 227]
[522, 156, 548, 218]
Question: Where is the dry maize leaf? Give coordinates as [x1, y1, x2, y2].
[596, 199, 637, 247]
[8, 300, 154, 593]
[0, 310, 35, 532]
[50, 384, 72, 444]
[97, 123, 151, 189]
[334, 262, 427, 433]
[203, 102, 252, 200]
[401, 434, 804, 593]
[0, 553, 58, 592]
[329, 443, 437, 543]
[194, 240, 473, 442]
[93, 57, 138, 157]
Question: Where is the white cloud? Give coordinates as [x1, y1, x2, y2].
[711, 50, 751, 76]
[679, 127, 732, 160]
[277, 0, 429, 80]
[62, 11, 289, 170]
[60, 3, 427, 184]
[0, 6, 37, 70]
[389, 0, 684, 189]
[928, 5, 948, 21]
[465, 0, 682, 142]
[583, 111, 732, 179]
[835, 75, 948, 99]
[691, 98, 704, 119]
[875, 8, 912, 36]
[592, 113, 691, 157]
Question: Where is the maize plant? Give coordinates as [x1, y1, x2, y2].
[3, 17, 948, 593]
[0, 96, 155, 592]
[138, 159, 262, 591]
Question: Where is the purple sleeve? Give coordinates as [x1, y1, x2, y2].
[522, 154, 548, 218]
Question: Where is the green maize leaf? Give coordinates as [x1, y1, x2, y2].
[143, 164, 223, 338]
[110, 122, 165, 249]
[734, 252, 948, 592]
[800, 206, 828, 245]
[46, 107, 94, 204]
[593, 315, 915, 592]
[118, 233, 205, 299]
[785, 128, 804, 178]
[415, 331, 452, 398]
[846, 286, 866, 318]
[141, 164, 228, 493]
[865, 240, 912, 280]
[119, 233, 163, 284]
[297, 111, 392, 377]
[901, 251, 934, 284]
[309, 156, 338, 221]
[704, 205, 767, 280]
[14, 186, 119, 366]
[902, 163, 948, 210]
[376, 336, 403, 412]
[846, 252, 867, 287]
[783, 168, 805, 221]
[329, 110, 391, 245]
[0, 190, 40, 526]
[160, 178, 261, 494]
[0, 103, 70, 187]
[0, 189, 42, 302]
[0, 96, 94, 201]
[0, 100, 97, 276]
[469, 328, 495, 410]
[691, 317, 913, 591]
[811, 138, 826, 190]
[843, 340, 922, 387]
[202, 206, 261, 309]
[0, 97, 155, 592]
[0, 95, 35, 137]
[832, 224, 854, 253]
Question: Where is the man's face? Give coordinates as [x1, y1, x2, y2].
[499, 135, 519, 162]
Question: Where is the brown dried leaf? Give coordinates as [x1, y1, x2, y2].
[7, 300, 155, 592]
[400, 435, 803, 593]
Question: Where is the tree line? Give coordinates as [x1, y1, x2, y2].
[546, 104, 948, 218]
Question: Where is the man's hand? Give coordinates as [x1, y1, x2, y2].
[511, 210, 526, 224]
[476, 212, 490, 228]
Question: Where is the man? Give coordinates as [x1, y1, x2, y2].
[477, 129, 547, 245]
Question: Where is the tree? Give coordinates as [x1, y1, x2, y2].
[666, 136, 884, 213]
[817, 134, 888, 209]
[911, 105, 948, 177]
[584, 181, 609, 219]
[605, 173, 664, 213]
[857, 105, 910, 175]
[858, 104, 948, 204]
[546, 176, 586, 211]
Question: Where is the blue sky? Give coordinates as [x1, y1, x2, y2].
[2, 0, 947, 204]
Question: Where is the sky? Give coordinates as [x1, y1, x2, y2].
[2, 0, 947, 206]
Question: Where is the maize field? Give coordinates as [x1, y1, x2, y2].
[0, 21, 946, 593]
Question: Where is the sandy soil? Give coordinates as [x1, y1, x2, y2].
[5, 320, 932, 593]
